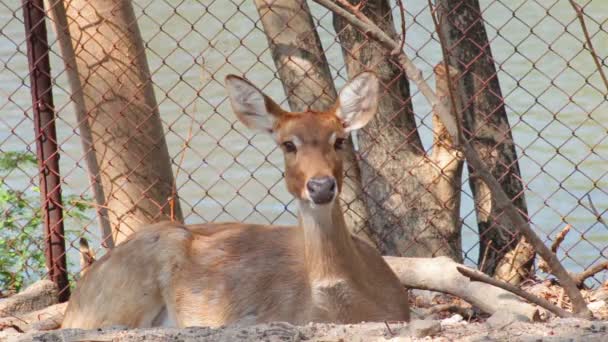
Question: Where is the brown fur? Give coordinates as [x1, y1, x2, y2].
[62, 73, 410, 328]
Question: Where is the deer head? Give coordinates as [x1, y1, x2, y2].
[225, 72, 379, 206]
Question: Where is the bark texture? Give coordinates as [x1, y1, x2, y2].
[436, 0, 534, 283]
[0, 280, 58, 318]
[254, 0, 373, 244]
[384, 256, 539, 320]
[45, 0, 114, 248]
[61, 0, 182, 244]
[333, 0, 463, 260]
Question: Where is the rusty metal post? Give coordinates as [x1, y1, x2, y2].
[22, 0, 70, 302]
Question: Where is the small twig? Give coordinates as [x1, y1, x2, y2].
[457, 266, 573, 318]
[587, 194, 607, 230]
[384, 320, 394, 336]
[392, 0, 406, 55]
[557, 288, 565, 309]
[0, 323, 24, 333]
[336, 0, 370, 23]
[479, 240, 492, 273]
[539, 224, 571, 273]
[569, 0, 608, 93]
[573, 261, 608, 287]
[70, 199, 112, 211]
[170, 99, 197, 223]
[551, 224, 572, 253]
[169, 196, 176, 222]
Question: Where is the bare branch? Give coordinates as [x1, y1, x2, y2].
[336, 0, 370, 23]
[569, 0, 608, 92]
[456, 266, 573, 318]
[391, 0, 406, 55]
[313, 0, 591, 318]
[587, 194, 608, 230]
[385, 256, 539, 320]
[538, 224, 571, 273]
[573, 261, 608, 287]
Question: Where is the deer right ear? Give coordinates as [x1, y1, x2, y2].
[225, 75, 284, 134]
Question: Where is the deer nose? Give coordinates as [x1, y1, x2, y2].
[306, 177, 337, 205]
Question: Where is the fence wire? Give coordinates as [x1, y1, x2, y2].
[0, 0, 606, 298]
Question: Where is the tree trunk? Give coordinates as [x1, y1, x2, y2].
[61, 0, 182, 244]
[333, 0, 463, 260]
[254, 0, 373, 244]
[436, 0, 534, 283]
[45, 0, 114, 248]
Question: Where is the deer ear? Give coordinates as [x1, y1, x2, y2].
[225, 75, 284, 134]
[336, 72, 380, 132]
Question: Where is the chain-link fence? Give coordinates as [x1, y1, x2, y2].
[0, 0, 606, 299]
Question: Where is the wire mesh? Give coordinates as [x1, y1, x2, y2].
[0, 0, 606, 298]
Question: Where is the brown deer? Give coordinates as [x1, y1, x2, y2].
[62, 72, 410, 329]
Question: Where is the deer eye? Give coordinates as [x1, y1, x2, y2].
[282, 141, 297, 153]
[334, 137, 346, 150]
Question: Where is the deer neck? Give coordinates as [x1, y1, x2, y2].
[298, 200, 359, 280]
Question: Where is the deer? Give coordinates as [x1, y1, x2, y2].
[61, 72, 410, 329]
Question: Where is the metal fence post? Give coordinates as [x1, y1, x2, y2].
[22, 0, 70, 302]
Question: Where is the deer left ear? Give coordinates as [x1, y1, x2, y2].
[335, 72, 380, 132]
[225, 75, 285, 134]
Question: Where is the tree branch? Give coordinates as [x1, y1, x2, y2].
[313, 0, 591, 318]
[538, 224, 571, 273]
[573, 261, 608, 287]
[569, 0, 608, 92]
[456, 266, 573, 318]
[385, 256, 539, 320]
[391, 0, 405, 55]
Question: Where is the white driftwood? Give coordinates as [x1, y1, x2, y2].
[385, 256, 540, 320]
[0, 280, 58, 318]
[0, 302, 67, 333]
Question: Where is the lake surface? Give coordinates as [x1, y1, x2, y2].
[0, 0, 606, 283]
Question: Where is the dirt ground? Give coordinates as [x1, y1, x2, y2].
[3, 317, 607, 342]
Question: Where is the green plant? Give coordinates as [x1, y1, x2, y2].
[0, 151, 91, 294]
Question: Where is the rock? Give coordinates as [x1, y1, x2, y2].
[486, 310, 530, 329]
[393, 319, 442, 338]
[0, 302, 67, 333]
[587, 300, 606, 312]
[441, 314, 464, 326]
[0, 280, 58, 318]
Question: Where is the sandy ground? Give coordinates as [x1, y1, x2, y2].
[3, 317, 608, 342]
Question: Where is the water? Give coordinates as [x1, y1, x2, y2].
[0, 0, 606, 284]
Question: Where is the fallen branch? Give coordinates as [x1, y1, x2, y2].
[573, 261, 608, 287]
[0, 280, 58, 318]
[315, 0, 591, 318]
[456, 266, 572, 318]
[0, 303, 67, 333]
[384, 256, 539, 320]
